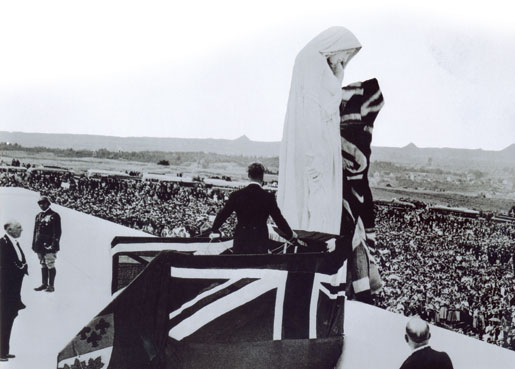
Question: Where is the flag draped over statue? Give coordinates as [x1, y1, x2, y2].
[339, 78, 384, 301]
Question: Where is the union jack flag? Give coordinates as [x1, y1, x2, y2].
[167, 263, 346, 343]
[58, 237, 350, 369]
[340, 78, 384, 300]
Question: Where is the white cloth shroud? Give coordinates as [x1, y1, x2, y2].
[278, 26, 362, 234]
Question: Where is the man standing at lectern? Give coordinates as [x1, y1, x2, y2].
[209, 163, 301, 254]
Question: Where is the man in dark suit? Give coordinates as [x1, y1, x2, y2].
[32, 196, 61, 292]
[399, 316, 453, 369]
[0, 220, 28, 361]
[209, 163, 300, 254]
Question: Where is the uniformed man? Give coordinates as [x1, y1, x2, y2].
[32, 196, 61, 292]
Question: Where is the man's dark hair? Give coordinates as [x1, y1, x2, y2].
[247, 162, 265, 182]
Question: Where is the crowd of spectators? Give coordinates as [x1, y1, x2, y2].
[1, 166, 515, 351]
[0, 169, 237, 237]
[373, 205, 515, 350]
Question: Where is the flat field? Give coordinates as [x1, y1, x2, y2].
[2, 150, 513, 213]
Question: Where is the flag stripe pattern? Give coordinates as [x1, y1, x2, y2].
[59, 238, 351, 369]
[340, 78, 384, 299]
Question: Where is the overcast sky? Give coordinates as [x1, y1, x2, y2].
[1, 1, 514, 150]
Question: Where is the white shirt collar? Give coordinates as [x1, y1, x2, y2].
[5, 233, 19, 246]
[412, 344, 430, 354]
[4, 233, 23, 261]
[248, 181, 262, 188]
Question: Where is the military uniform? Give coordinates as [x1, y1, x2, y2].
[32, 197, 61, 292]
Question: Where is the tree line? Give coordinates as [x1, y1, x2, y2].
[0, 142, 279, 169]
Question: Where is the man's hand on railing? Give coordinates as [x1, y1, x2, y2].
[290, 231, 308, 247]
[325, 238, 336, 253]
[208, 232, 221, 240]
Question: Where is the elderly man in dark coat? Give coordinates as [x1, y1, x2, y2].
[399, 316, 453, 369]
[0, 220, 28, 361]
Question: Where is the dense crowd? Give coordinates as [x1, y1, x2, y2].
[1, 168, 515, 351]
[0, 170, 237, 237]
[373, 205, 515, 350]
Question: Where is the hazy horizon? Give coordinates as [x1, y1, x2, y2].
[1, 130, 513, 152]
[1, 1, 514, 151]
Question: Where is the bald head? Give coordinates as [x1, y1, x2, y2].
[405, 317, 431, 348]
[4, 220, 23, 239]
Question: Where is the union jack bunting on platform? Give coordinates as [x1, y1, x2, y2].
[58, 235, 351, 369]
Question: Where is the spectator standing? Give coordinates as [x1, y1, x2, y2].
[399, 316, 453, 369]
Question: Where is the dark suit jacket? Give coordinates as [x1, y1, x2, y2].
[0, 235, 27, 315]
[399, 346, 453, 369]
[32, 208, 62, 253]
[212, 183, 293, 254]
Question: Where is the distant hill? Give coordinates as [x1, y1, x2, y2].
[372, 142, 515, 170]
[0, 131, 279, 157]
[1, 131, 513, 170]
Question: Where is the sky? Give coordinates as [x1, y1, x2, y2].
[0, 0, 514, 150]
